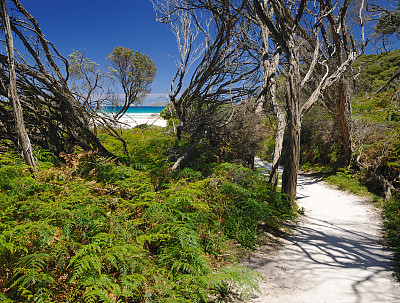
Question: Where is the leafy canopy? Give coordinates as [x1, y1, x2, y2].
[107, 46, 157, 115]
[375, 1, 400, 39]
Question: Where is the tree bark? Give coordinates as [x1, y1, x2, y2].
[321, 82, 353, 165]
[336, 82, 352, 164]
[281, 38, 301, 206]
[0, 0, 35, 169]
[281, 112, 301, 207]
[267, 51, 286, 186]
[269, 107, 286, 186]
[257, 5, 286, 186]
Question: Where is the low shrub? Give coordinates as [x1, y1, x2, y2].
[383, 193, 400, 263]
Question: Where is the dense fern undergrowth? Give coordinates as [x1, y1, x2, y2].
[0, 127, 294, 302]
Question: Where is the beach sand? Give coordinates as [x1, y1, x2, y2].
[118, 113, 167, 128]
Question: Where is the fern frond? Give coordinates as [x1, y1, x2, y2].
[18, 253, 52, 272]
[136, 232, 171, 247]
[0, 234, 28, 258]
[68, 243, 103, 281]
[120, 273, 147, 297]
[82, 274, 121, 303]
[0, 293, 13, 303]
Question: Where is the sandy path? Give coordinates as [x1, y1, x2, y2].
[244, 160, 400, 303]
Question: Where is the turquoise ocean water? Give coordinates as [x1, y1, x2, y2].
[100, 106, 166, 119]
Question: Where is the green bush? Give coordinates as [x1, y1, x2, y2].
[75, 153, 126, 184]
[97, 127, 175, 170]
[176, 167, 204, 182]
[383, 193, 400, 262]
[212, 163, 294, 248]
[0, 165, 23, 191]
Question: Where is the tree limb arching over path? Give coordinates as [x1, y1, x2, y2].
[243, 159, 400, 303]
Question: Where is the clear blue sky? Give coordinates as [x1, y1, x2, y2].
[15, 1, 400, 105]
[23, 0, 179, 105]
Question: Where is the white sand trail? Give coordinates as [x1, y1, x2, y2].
[244, 160, 400, 303]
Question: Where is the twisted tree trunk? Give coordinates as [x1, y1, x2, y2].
[269, 108, 286, 186]
[0, 0, 115, 159]
[0, 0, 35, 169]
[257, 4, 286, 186]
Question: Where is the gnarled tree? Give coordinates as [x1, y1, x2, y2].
[0, 0, 112, 159]
[0, 0, 35, 168]
[153, 0, 263, 170]
[253, 0, 367, 204]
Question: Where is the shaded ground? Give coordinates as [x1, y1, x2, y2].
[243, 160, 400, 303]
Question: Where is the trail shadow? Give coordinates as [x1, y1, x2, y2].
[285, 217, 398, 302]
[288, 218, 394, 269]
[297, 173, 322, 187]
[254, 159, 322, 188]
[246, 216, 399, 302]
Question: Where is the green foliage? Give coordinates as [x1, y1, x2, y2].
[298, 105, 346, 172]
[302, 50, 400, 187]
[374, 2, 400, 39]
[355, 50, 400, 94]
[349, 50, 400, 200]
[213, 163, 294, 248]
[97, 127, 175, 170]
[0, 165, 23, 191]
[258, 131, 276, 163]
[324, 168, 378, 201]
[75, 153, 127, 184]
[0, 128, 295, 302]
[383, 193, 400, 262]
[160, 105, 180, 129]
[68, 50, 101, 81]
[0, 151, 23, 166]
[176, 167, 204, 182]
[67, 50, 107, 114]
[107, 46, 157, 109]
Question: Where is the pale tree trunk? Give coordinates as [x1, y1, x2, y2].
[253, 0, 304, 204]
[253, 0, 366, 206]
[319, 62, 353, 165]
[251, 102, 264, 170]
[258, 5, 286, 186]
[269, 105, 286, 186]
[267, 52, 286, 186]
[266, 54, 286, 186]
[281, 39, 301, 206]
[0, 0, 35, 169]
